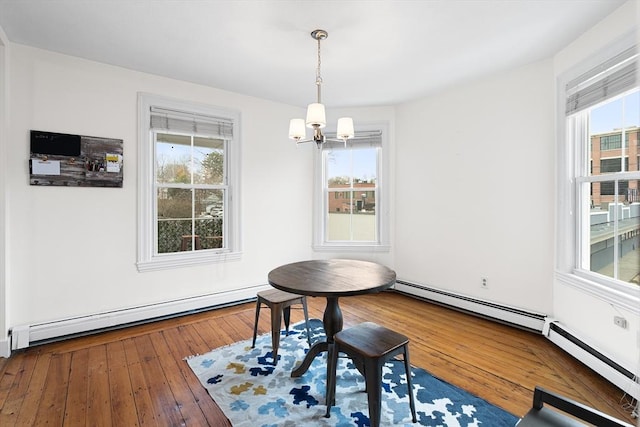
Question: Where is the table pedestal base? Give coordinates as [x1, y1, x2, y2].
[292, 341, 329, 377]
[291, 297, 342, 377]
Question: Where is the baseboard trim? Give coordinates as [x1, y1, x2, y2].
[394, 280, 546, 332]
[0, 337, 9, 358]
[10, 285, 270, 351]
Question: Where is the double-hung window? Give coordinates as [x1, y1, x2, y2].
[560, 42, 639, 303]
[137, 94, 240, 271]
[313, 124, 390, 251]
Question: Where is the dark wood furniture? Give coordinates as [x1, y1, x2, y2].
[325, 322, 417, 426]
[251, 288, 311, 364]
[517, 386, 634, 427]
[267, 259, 396, 377]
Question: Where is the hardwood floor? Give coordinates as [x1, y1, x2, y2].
[0, 291, 636, 426]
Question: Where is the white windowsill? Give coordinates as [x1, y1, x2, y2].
[137, 250, 242, 272]
[312, 244, 391, 253]
[555, 270, 640, 313]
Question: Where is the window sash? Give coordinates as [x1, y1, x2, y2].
[571, 98, 640, 286]
[152, 127, 229, 254]
[322, 141, 380, 244]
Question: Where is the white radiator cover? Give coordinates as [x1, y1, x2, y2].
[394, 281, 547, 331]
[545, 320, 640, 401]
[10, 285, 269, 351]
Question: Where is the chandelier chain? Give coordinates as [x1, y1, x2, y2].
[316, 35, 322, 103]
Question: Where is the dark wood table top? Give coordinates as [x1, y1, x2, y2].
[268, 259, 396, 297]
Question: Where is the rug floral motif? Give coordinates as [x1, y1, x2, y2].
[186, 319, 519, 426]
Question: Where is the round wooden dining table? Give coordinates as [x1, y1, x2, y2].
[267, 259, 396, 377]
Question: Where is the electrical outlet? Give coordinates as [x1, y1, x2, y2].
[481, 278, 488, 289]
[613, 316, 628, 329]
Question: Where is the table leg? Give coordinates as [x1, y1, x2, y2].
[291, 297, 343, 377]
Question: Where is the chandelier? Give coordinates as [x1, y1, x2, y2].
[288, 29, 354, 148]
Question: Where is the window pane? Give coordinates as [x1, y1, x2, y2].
[196, 218, 223, 249]
[352, 148, 377, 184]
[326, 150, 352, 188]
[196, 188, 224, 249]
[156, 133, 192, 184]
[589, 180, 639, 284]
[157, 187, 192, 220]
[353, 189, 376, 241]
[194, 137, 224, 185]
[158, 219, 193, 254]
[327, 211, 350, 241]
[157, 188, 192, 254]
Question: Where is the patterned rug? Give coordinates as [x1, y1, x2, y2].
[186, 319, 520, 426]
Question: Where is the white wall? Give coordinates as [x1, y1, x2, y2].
[552, 0, 639, 373]
[0, 24, 8, 356]
[3, 44, 304, 328]
[394, 59, 555, 314]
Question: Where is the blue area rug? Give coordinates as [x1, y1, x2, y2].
[186, 319, 520, 426]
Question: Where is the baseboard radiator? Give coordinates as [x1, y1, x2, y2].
[9, 285, 268, 351]
[394, 280, 547, 332]
[545, 320, 640, 401]
[394, 280, 640, 401]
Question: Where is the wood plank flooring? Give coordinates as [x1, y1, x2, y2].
[0, 291, 636, 426]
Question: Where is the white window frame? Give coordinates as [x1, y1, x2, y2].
[312, 122, 390, 252]
[556, 36, 639, 312]
[137, 93, 241, 272]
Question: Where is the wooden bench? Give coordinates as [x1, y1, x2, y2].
[517, 386, 634, 427]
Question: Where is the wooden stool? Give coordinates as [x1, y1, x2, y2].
[251, 288, 311, 364]
[325, 322, 417, 426]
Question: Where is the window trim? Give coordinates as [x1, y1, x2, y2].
[556, 35, 640, 310]
[137, 93, 241, 272]
[312, 122, 390, 252]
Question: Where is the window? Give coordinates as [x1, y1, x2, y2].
[599, 133, 624, 150]
[560, 42, 638, 303]
[137, 94, 241, 271]
[313, 124, 390, 251]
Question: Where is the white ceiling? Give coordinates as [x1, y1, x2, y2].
[0, 0, 627, 108]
